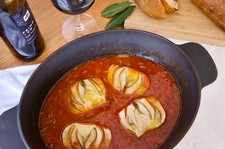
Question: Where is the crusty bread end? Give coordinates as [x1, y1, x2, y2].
[134, 0, 178, 19]
[135, 0, 167, 19]
[192, 0, 225, 30]
[161, 0, 178, 13]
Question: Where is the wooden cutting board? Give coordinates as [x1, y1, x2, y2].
[124, 0, 225, 47]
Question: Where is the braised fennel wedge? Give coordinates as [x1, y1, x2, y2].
[107, 64, 150, 94]
[119, 97, 166, 138]
[70, 78, 106, 114]
[62, 123, 112, 149]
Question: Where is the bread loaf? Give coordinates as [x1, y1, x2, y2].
[192, 0, 225, 30]
[134, 0, 178, 19]
[161, 0, 178, 14]
[134, 0, 167, 19]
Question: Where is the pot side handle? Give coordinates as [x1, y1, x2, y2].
[0, 105, 26, 149]
[178, 42, 217, 89]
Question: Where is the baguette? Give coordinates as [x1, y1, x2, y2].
[134, 0, 178, 19]
[192, 0, 225, 30]
[161, 0, 178, 14]
[134, 0, 167, 19]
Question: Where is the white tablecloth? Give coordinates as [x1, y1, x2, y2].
[0, 39, 225, 149]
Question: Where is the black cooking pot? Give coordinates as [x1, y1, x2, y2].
[0, 30, 217, 149]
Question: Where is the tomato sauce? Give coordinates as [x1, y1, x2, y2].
[39, 55, 180, 149]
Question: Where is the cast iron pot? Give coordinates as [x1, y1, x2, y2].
[18, 30, 217, 149]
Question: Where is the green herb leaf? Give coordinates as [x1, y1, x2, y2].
[105, 6, 135, 30]
[101, 2, 131, 18]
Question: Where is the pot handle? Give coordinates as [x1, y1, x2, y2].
[178, 42, 217, 89]
[0, 105, 26, 149]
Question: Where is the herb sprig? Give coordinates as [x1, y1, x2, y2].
[101, 1, 136, 30]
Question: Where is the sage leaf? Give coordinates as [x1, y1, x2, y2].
[105, 6, 135, 30]
[101, 2, 131, 18]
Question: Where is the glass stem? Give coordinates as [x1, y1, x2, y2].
[75, 15, 85, 31]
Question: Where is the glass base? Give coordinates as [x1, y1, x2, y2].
[62, 14, 99, 42]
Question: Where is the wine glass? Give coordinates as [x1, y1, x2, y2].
[51, 0, 98, 42]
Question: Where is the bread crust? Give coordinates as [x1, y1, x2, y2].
[134, 0, 178, 19]
[135, 0, 167, 19]
[192, 0, 225, 30]
[161, 0, 178, 13]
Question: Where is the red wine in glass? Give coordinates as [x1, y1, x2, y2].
[51, 0, 98, 41]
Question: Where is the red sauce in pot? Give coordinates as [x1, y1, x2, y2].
[39, 55, 180, 149]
